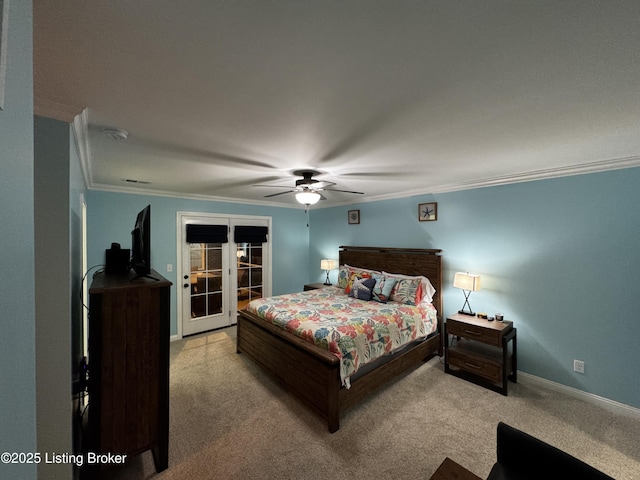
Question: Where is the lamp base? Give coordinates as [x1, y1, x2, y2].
[458, 292, 475, 316]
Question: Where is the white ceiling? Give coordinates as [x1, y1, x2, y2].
[34, 1, 640, 207]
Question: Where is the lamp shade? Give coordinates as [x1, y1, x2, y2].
[453, 272, 481, 291]
[320, 259, 337, 271]
[295, 191, 321, 205]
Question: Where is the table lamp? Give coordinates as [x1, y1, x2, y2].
[320, 259, 337, 285]
[453, 272, 481, 315]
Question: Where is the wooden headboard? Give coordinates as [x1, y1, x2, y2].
[338, 246, 443, 319]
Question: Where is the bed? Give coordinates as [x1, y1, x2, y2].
[236, 246, 443, 432]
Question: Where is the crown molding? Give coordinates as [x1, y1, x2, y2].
[88, 182, 302, 209]
[428, 155, 640, 195]
[314, 155, 640, 208]
[84, 153, 640, 210]
[72, 109, 93, 190]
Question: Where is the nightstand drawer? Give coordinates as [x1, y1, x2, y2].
[447, 319, 501, 346]
[448, 348, 502, 384]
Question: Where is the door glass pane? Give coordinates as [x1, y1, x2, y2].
[190, 243, 223, 318]
[237, 242, 263, 310]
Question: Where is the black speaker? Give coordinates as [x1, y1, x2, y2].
[105, 243, 131, 274]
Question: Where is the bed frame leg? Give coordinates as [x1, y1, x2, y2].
[328, 415, 339, 433]
[327, 372, 340, 433]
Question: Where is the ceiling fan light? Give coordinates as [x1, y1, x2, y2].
[295, 191, 321, 205]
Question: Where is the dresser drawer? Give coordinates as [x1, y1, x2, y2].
[448, 347, 503, 384]
[447, 318, 502, 346]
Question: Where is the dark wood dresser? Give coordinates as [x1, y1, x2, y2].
[86, 269, 171, 476]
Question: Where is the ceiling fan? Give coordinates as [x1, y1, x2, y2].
[253, 170, 364, 205]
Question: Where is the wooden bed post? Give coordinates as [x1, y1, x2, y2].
[327, 374, 340, 433]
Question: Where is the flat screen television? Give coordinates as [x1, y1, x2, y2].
[131, 204, 151, 277]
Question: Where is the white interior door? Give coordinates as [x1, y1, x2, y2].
[230, 218, 270, 315]
[178, 213, 271, 338]
[181, 219, 231, 336]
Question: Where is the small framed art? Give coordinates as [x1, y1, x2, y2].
[348, 209, 360, 224]
[418, 202, 437, 222]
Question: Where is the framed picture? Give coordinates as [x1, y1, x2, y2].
[418, 202, 437, 222]
[348, 209, 360, 225]
[0, 0, 8, 110]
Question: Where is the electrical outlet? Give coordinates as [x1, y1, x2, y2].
[573, 359, 585, 374]
[167, 264, 173, 272]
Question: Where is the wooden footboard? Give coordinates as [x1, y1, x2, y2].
[237, 309, 441, 432]
[237, 309, 343, 431]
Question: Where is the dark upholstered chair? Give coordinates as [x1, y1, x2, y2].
[487, 422, 614, 480]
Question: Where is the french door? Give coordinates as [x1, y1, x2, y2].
[178, 213, 271, 338]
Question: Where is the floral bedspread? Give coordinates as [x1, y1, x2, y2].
[244, 286, 438, 388]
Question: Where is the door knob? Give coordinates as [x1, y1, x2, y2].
[183, 283, 189, 289]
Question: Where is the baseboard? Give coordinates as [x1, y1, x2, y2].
[170, 334, 180, 342]
[518, 371, 640, 419]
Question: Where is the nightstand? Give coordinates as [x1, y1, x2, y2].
[444, 313, 517, 395]
[303, 282, 331, 291]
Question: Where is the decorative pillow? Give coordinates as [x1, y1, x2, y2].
[338, 264, 379, 290]
[390, 278, 421, 305]
[337, 265, 351, 289]
[345, 272, 372, 294]
[344, 264, 380, 274]
[371, 274, 397, 303]
[383, 271, 437, 304]
[348, 276, 376, 301]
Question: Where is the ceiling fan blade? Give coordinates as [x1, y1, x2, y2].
[323, 187, 365, 195]
[264, 190, 295, 198]
[339, 171, 411, 178]
[253, 169, 362, 199]
[211, 176, 284, 192]
[310, 180, 336, 189]
[253, 183, 296, 188]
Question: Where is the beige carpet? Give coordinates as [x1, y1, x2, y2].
[101, 326, 640, 480]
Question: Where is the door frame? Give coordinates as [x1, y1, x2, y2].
[175, 211, 272, 340]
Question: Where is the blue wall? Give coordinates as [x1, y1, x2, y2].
[309, 168, 640, 409]
[86, 166, 640, 409]
[0, 1, 37, 479]
[86, 191, 310, 336]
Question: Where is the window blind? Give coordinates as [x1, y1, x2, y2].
[186, 224, 228, 243]
[234, 226, 268, 243]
